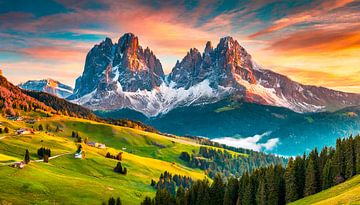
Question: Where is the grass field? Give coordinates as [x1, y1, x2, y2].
[291, 175, 360, 205]
[0, 115, 209, 204]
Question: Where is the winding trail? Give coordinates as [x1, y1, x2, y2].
[0, 152, 71, 166]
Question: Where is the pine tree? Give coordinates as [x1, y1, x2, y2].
[175, 186, 185, 205]
[285, 158, 298, 203]
[209, 174, 224, 205]
[256, 177, 267, 205]
[344, 137, 355, 179]
[294, 156, 305, 198]
[24, 149, 30, 164]
[304, 158, 317, 196]
[322, 159, 334, 190]
[355, 135, 360, 174]
[238, 172, 250, 205]
[154, 188, 174, 205]
[141, 196, 153, 205]
[108, 197, 115, 205]
[224, 177, 239, 205]
[116, 197, 121, 205]
[333, 138, 345, 181]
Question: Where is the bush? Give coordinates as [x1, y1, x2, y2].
[106, 152, 123, 161]
[114, 162, 127, 175]
[37, 147, 51, 159]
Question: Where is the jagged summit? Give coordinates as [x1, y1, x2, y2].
[70, 33, 360, 116]
[71, 33, 164, 100]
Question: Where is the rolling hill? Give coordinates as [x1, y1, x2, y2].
[0, 111, 283, 204]
[290, 175, 360, 205]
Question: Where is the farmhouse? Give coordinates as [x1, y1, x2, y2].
[11, 161, 25, 169]
[74, 150, 83, 159]
[88, 141, 106, 149]
[16, 128, 34, 135]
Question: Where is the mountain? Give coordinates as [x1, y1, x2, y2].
[70, 33, 360, 116]
[96, 99, 360, 156]
[19, 79, 73, 98]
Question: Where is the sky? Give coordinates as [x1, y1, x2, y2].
[0, 0, 359, 93]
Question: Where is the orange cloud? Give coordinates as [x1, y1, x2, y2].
[271, 67, 360, 93]
[21, 46, 86, 62]
[249, 0, 355, 38]
[267, 25, 360, 54]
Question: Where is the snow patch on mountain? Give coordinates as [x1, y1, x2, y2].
[72, 79, 232, 117]
[19, 79, 73, 98]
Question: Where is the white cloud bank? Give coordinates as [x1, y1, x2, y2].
[211, 132, 279, 152]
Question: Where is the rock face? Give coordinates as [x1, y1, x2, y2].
[72, 33, 164, 99]
[19, 79, 73, 98]
[70, 33, 360, 116]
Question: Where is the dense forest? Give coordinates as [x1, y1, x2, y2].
[180, 146, 286, 179]
[151, 171, 194, 195]
[24, 90, 98, 120]
[143, 135, 360, 205]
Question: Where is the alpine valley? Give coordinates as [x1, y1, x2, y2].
[39, 33, 359, 156]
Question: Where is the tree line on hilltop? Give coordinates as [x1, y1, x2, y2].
[180, 146, 286, 179]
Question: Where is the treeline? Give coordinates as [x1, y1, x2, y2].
[102, 197, 122, 205]
[25, 90, 98, 120]
[151, 171, 193, 195]
[144, 135, 360, 205]
[180, 146, 286, 179]
[109, 119, 159, 133]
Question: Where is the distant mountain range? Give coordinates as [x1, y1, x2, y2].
[19, 79, 73, 98]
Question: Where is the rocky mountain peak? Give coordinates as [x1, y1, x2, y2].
[71, 34, 360, 116]
[118, 33, 139, 54]
[71, 33, 165, 98]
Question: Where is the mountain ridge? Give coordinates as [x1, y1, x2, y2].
[68, 33, 360, 116]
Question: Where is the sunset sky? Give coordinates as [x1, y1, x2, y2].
[0, 0, 359, 93]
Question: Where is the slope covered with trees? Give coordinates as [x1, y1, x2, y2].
[0, 75, 53, 116]
[143, 135, 360, 205]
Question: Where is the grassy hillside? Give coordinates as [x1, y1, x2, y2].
[0, 115, 208, 204]
[290, 175, 360, 205]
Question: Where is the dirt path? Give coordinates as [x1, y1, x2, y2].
[0, 152, 71, 166]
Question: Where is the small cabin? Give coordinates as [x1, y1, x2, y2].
[87, 142, 98, 147]
[11, 161, 25, 169]
[98, 144, 106, 149]
[74, 151, 83, 159]
[16, 128, 34, 135]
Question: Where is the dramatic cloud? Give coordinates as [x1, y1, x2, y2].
[212, 132, 280, 152]
[248, 0, 356, 38]
[0, 0, 359, 91]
